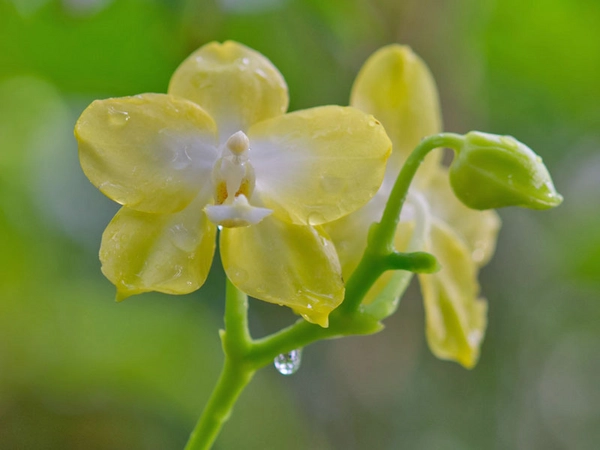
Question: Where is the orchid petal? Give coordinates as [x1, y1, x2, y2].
[418, 220, 487, 368]
[350, 45, 442, 185]
[169, 40, 288, 141]
[248, 105, 391, 225]
[76, 93, 218, 213]
[100, 194, 217, 300]
[220, 216, 344, 327]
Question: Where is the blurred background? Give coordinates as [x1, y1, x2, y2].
[1, 0, 598, 448]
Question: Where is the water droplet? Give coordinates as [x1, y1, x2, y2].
[274, 349, 302, 375]
[169, 224, 199, 252]
[254, 68, 267, 79]
[108, 107, 130, 126]
[169, 265, 184, 282]
[171, 146, 193, 170]
[238, 57, 250, 71]
[368, 119, 380, 127]
[217, 225, 224, 231]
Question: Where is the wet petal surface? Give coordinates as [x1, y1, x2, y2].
[169, 41, 288, 141]
[248, 105, 391, 225]
[100, 194, 217, 299]
[350, 44, 442, 184]
[76, 94, 218, 213]
[220, 216, 344, 327]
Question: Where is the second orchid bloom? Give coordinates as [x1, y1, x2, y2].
[75, 41, 391, 327]
[327, 45, 501, 368]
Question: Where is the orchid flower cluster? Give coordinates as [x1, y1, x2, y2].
[75, 41, 562, 449]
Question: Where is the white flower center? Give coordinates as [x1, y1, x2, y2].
[204, 131, 272, 228]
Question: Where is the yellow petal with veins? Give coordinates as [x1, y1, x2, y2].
[423, 167, 501, 266]
[248, 105, 391, 226]
[418, 220, 487, 368]
[169, 41, 289, 141]
[76, 93, 218, 214]
[100, 195, 217, 299]
[350, 45, 442, 185]
[220, 216, 344, 327]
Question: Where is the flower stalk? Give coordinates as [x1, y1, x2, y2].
[184, 134, 452, 450]
[183, 279, 256, 450]
[339, 133, 461, 313]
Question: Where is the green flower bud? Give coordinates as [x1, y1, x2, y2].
[449, 131, 563, 210]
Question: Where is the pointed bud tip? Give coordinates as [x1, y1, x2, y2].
[528, 192, 563, 210]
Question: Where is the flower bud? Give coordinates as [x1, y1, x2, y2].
[449, 132, 563, 210]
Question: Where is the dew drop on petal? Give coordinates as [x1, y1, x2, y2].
[170, 145, 193, 170]
[108, 107, 130, 126]
[254, 68, 267, 79]
[274, 349, 302, 375]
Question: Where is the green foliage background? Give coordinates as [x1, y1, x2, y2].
[1, 0, 598, 448]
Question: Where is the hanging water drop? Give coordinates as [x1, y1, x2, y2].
[274, 349, 302, 375]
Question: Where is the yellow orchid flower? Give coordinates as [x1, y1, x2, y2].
[75, 41, 391, 327]
[326, 45, 500, 367]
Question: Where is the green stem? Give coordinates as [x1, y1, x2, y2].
[222, 277, 252, 356]
[249, 320, 330, 368]
[184, 133, 465, 449]
[183, 358, 254, 450]
[184, 278, 255, 450]
[375, 133, 463, 252]
[340, 133, 463, 313]
[184, 282, 382, 450]
[383, 251, 440, 273]
[248, 308, 382, 368]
